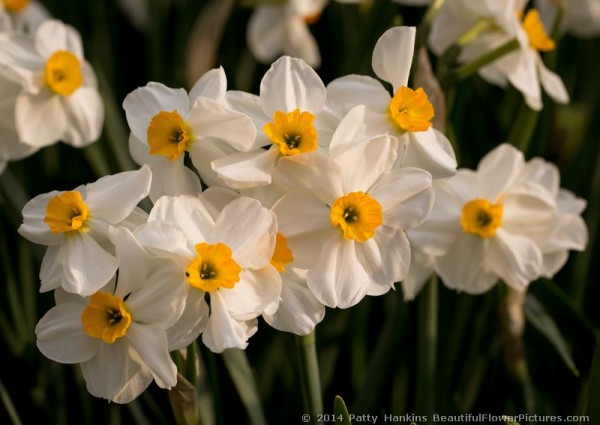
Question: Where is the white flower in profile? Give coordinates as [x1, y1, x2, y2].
[214, 55, 330, 189]
[133, 194, 281, 353]
[536, 0, 600, 38]
[328, 26, 457, 179]
[409, 144, 559, 294]
[428, 1, 569, 111]
[0, 0, 50, 33]
[18, 166, 152, 296]
[35, 227, 186, 404]
[0, 74, 38, 173]
[273, 134, 434, 308]
[509, 155, 588, 278]
[117, 0, 150, 32]
[123, 67, 256, 202]
[247, 0, 326, 68]
[401, 246, 436, 301]
[263, 232, 325, 335]
[0, 19, 104, 147]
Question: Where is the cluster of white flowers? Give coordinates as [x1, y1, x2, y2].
[14, 0, 589, 406]
[0, 2, 103, 173]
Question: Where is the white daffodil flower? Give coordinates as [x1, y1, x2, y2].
[429, 0, 569, 111]
[328, 26, 457, 179]
[0, 75, 38, 173]
[18, 166, 152, 296]
[536, 0, 600, 38]
[401, 246, 436, 301]
[404, 144, 588, 298]
[0, 0, 50, 34]
[214, 55, 331, 189]
[0, 19, 104, 147]
[133, 194, 281, 353]
[263, 235, 325, 336]
[509, 156, 588, 278]
[247, 0, 326, 68]
[117, 0, 150, 32]
[0, 8, 11, 31]
[123, 67, 256, 202]
[200, 186, 325, 335]
[35, 227, 185, 404]
[272, 134, 434, 309]
[408, 144, 556, 294]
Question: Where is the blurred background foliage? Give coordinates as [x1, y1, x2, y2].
[1, 0, 599, 424]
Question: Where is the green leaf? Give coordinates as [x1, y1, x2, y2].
[352, 292, 407, 413]
[0, 377, 23, 425]
[333, 396, 352, 425]
[586, 335, 600, 419]
[222, 348, 267, 425]
[296, 331, 323, 425]
[524, 294, 579, 376]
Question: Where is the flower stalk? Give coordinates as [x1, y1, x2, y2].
[499, 286, 535, 413]
[296, 331, 323, 425]
[415, 274, 438, 420]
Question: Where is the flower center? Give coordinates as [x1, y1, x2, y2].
[330, 192, 383, 243]
[388, 86, 435, 132]
[44, 191, 89, 234]
[81, 292, 132, 344]
[147, 110, 193, 161]
[263, 109, 318, 156]
[270, 232, 294, 273]
[461, 198, 503, 238]
[3, 0, 29, 12]
[186, 242, 242, 292]
[521, 9, 555, 52]
[44, 51, 83, 96]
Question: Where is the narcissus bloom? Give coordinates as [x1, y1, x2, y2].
[328, 26, 457, 179]
[273, 134, 433, 308]
[536, 0, 600, 38]
[35, 227, 185, 403]
[215, 55, 330, 188]
[0, 0, 50, 33]
[18, 166, 152, 296]
[133, 194, 281, 352]
[123, 67, 256, 202]
[407, 144, 587, 295]
[429, 1, 568, 111]
[0, 75, 38, 173]
[0, 19, 104, 147]
[262, 232, 326, 335]
[509, 155, 588, 277]
[247, 0, 326, 68]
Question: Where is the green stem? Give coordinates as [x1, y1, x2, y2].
[296, 331, 323, 425]
[0, 377, 23, 425]
[456, 18, 496, 47]
[222, 348, 267, 425]
[353, 290, 407, 413]
[453, 39, 519, 82]
[82, 142, 113, 178]
[507, 102, 540, 154]
[0, 168, 29, 214]
[415, 275, 438, 422]
[186, 341, 199, 387]
[572, 144, 600, 305]
[499, 286, 535, 413]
